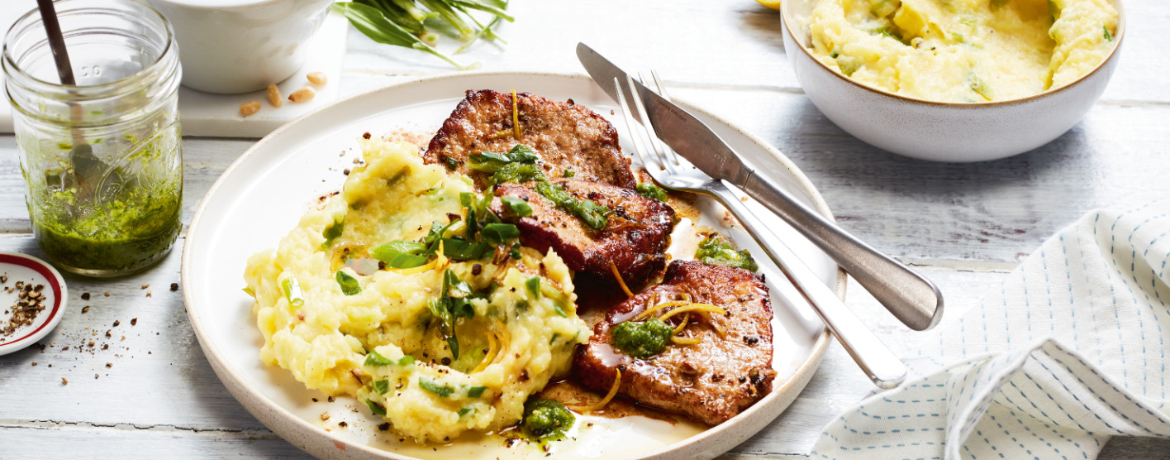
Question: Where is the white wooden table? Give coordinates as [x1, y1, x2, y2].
[2, 1, 1169, 458]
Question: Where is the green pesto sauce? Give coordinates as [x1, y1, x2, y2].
[33, 182, 181, 273]
[521, 398, 575, 440]
[610, 318, 673, 358]
[696, 234, 759, 272]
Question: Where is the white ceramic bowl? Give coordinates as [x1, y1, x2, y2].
[146, 0, 334, 94]
[780, 0, 1126, 163]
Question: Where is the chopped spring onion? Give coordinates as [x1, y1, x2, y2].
[439, 238, 489, 260]
[371, 240, 429, 268]
[364, 350, 415, 366]
[281, 276, 305, 308]
[488, 163, 545, 185]
[336, 270, 362, 295]
[525, 276, 541, 299]
[467, 385, 487, 398]
[534, 181, 609, 230]
[320, 217, 344, 249]
[420, 377, 455, 397]
[501, 195, 533, 217]
[480, 223, 520, 245]
[373, 380, 390, 394]
[468, 144, 538, 173]
[365, 398, 387, 416]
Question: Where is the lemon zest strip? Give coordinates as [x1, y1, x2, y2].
[633, 300, 691, 322]
[671, 336, 702, 345]
[473, 330, 498, 374]
[672, 312, 690, 334]
[658, 304, 727, 322]
[609, 261, 634, 297]
[570, 369, 621, 413]
[511, 89, 521, 139]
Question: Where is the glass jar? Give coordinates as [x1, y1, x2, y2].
[4, 0, 182, 277]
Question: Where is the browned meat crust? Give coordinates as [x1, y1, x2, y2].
[491, 178, 674, 287]
[573, 261, 776, 425]
[424, 90, 636, 190]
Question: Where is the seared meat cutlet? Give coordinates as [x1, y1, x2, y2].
[424, 90, 637, 190]
[573, 261, 776, 425]
[491, 178, 675, 287]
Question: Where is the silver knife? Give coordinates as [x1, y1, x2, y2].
[577, 43, 943, 332]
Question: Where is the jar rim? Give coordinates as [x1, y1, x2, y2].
[2, 0, 177, 100]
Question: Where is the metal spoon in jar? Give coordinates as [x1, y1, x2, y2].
[35, 0, 117, 205]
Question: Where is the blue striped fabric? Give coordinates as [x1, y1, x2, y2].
[812, 200, 1170, 459]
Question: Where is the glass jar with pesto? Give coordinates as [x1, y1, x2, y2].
[4, 0, 182, 277]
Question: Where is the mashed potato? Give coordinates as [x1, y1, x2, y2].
[806, 0, 1119, 102]
[244, 138, 591, 442]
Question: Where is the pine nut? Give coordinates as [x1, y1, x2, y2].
[267, 84, 283, 108]
[306, 72, 327, 86]
[239, 101, 261, 117]
[288, 87, 316, 103]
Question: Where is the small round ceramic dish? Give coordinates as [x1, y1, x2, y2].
[0, 252, 67, 356]
[780, 0, 1126, 163]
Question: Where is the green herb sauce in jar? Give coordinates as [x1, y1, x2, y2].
[32, 177, 181, 274]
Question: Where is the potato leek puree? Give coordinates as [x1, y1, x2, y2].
[244, 138, 590, 443]
[806, 0, 1119, 102]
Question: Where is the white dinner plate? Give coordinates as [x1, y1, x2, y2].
[182, 72, 843, 460]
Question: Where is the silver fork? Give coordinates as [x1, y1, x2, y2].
[614, 74, 907, 389]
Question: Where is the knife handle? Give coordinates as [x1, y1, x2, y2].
[711, 184, 907, 389]
[740, 171, 944, 331]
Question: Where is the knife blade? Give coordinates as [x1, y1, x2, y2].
[576, 42, 755, 187]
[576, 42, 944, 332]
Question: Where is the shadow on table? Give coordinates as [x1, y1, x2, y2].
[768, 97, 1107, 201]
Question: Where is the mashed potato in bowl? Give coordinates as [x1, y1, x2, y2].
[244, 138, 591, 443]
[807, 0, 1119, 102]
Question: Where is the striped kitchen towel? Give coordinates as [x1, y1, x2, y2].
[812, 200, 1170, 460]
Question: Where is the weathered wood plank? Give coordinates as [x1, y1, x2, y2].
[0, 423, 307, 460]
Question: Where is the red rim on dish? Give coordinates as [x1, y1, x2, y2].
[0, 252, 66, 351]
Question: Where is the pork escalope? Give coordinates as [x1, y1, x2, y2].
[573, 260, 777, 425]
[424, 90, 637, 190]
[491, 178, 675, 286]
